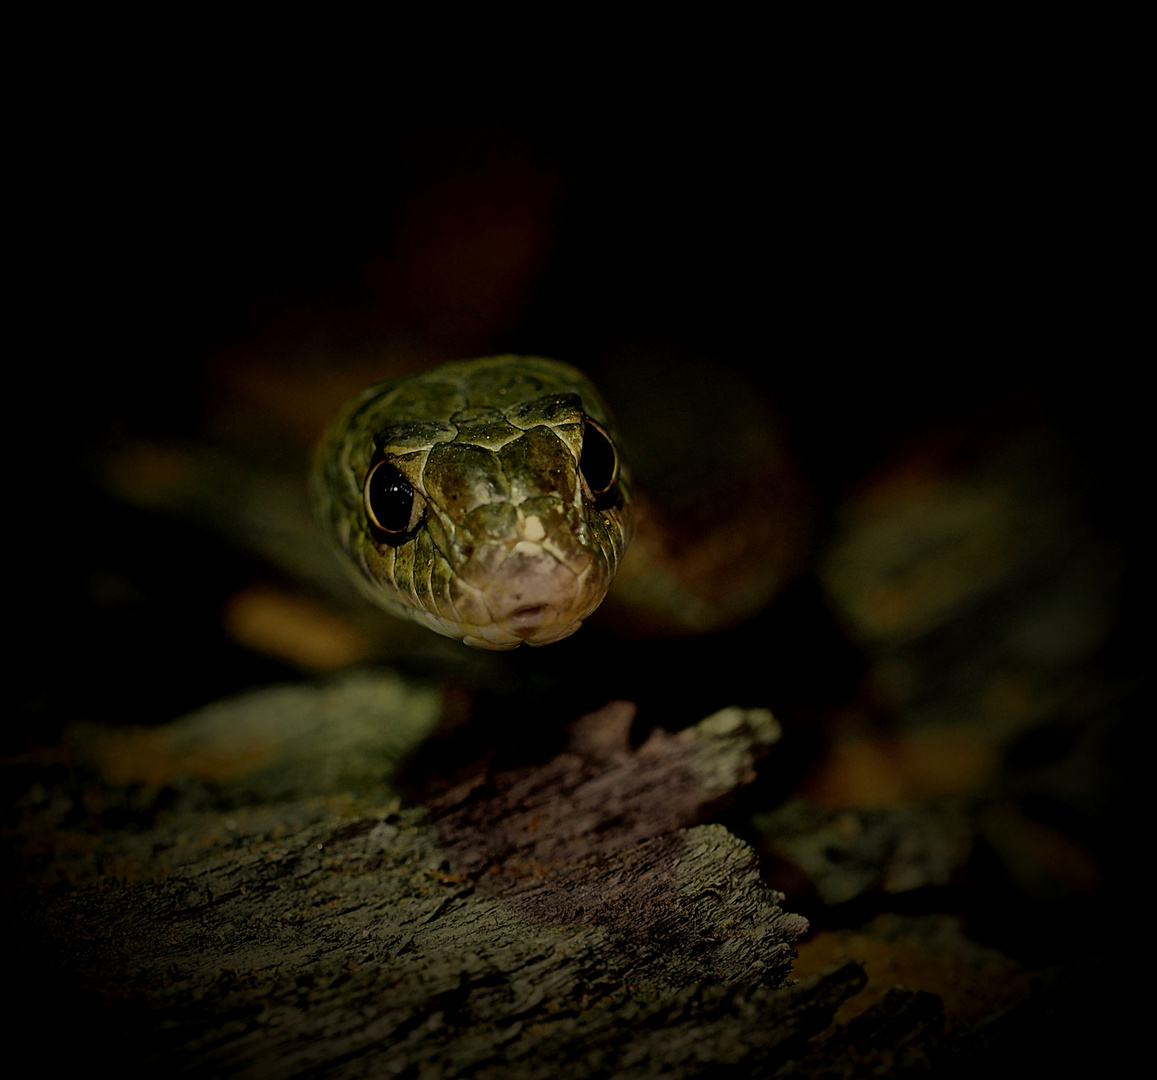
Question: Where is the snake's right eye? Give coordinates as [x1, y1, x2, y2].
[364, 460, 426, 543]
[580, 418, 620, 506]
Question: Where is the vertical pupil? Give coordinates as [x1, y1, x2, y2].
[580, 420, 617, 494]
[367, 462, 414, 532]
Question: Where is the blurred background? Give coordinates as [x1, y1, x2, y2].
[8, 57, 1144, 1060]
[13, 74, 1139, 718]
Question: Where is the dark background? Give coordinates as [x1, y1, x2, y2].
[13, 71, 1139, 738]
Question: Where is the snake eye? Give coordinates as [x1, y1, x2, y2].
[580, 418, 619, 501]
[364, 459, 425, 543]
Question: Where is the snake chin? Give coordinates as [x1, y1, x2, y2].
[460, 615, 584, 650]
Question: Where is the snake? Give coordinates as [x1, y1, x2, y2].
[312, 356, 633, 650]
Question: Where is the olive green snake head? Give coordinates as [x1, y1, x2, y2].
[312, 356, 633, 649]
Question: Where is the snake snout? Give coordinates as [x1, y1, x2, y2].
[464, 540, 594, 647]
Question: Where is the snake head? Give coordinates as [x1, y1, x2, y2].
[312, 356, 632, 649]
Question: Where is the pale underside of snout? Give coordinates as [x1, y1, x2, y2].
[446, 537, 599, 649]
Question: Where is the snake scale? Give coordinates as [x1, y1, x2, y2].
[312, 356, 633, 649]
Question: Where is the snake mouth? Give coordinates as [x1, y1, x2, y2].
[489, 572, 572, 642]
[508, 604, 555, 629]
[503, 602, 592, 646]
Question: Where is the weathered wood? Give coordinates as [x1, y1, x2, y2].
[3, 605, 1133, 1077]
[5, 676, 859, 1078]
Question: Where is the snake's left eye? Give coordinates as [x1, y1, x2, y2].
[364, 459, 426, 543]
[580, 418, 619, 502]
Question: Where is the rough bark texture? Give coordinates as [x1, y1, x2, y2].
[5, 646, 1139, 1079]
[4, 678, 847, 1079]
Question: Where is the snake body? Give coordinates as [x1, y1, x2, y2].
[312, 356, 633, 649]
